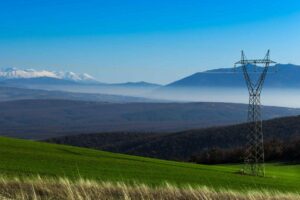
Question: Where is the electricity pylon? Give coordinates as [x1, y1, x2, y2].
[235, 50, 276, 176]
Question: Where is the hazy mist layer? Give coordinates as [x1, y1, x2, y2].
[17, 84, 300, 108]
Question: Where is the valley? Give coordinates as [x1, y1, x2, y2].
[0, 99, 299, 139]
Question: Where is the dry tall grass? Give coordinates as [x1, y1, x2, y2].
[0, 177, 298, 200]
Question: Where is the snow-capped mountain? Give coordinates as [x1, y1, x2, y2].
[0, 67, 98, 83]
[54, 71, 97, 83]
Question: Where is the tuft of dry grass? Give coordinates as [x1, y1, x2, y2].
[0, 177, 298, 200]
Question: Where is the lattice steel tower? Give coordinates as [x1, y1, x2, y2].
[235, 50, 276, 176]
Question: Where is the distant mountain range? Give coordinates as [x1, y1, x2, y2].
[2, 65, 300, 106]
[166, 64, 300, 88]
[3, 64, 300, 89]
[0, 67, 161, 88]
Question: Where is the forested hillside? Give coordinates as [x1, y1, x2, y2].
[47, 115, 300, 163]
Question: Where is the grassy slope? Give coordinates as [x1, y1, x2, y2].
[0, 136, 299, 192]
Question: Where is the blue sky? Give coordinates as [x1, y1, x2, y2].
[0, 0, 300, 84]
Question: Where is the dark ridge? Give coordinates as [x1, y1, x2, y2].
[46, 115, 300, 163]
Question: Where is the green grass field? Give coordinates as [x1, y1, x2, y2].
[0, 136, 299, 192]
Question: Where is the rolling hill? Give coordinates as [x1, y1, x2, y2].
[1, 99, 300, 139]
[0, 86, 151, 103]
[0, 136, 299, 192]
[47, 115, 300, 162]
[110, 81, 162, 88]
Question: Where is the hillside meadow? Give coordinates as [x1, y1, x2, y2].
[0, 136, 299, 193]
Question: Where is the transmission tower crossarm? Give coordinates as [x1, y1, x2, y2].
[235, 59, 276, 65]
